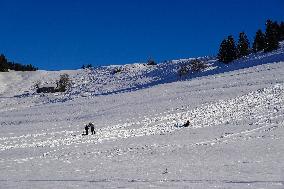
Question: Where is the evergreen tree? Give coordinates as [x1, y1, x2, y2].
[0, 54, 37, 71]
[279, 21, 284, 41]
[226, 35, 237, 61]
[272, 21, 281, 40]
[237, 32, 250, 58]
[217, 36, 237, 63]
[264, 19, 279, 52]
[252, 29, 265, 52]
[0, 54, 8, 72]
[217, 39, 228, 63]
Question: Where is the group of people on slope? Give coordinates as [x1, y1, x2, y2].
[82, 120, 190, 136]
[83, 122, 95, 135]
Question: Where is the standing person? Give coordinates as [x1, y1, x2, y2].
[84, 124, 89, 135]
[89, 122, 95, 135]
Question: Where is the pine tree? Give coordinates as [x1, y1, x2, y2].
[0, 54, 8, 72]
[217, 39, 228, 63]
[0, 54, 37, 71]
[279, 21, 284, 41]
[217, 36, 237, 63]
[237, 32, 250, 58]
[264, 19, 279, 52]
[252, 29, 265, 52]
[226, 35, 237, 61]
[272, 21, 281, 40]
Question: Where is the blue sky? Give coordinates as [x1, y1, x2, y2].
[0, 0, 283, 70]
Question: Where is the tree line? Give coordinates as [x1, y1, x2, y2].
[218, 20, 284, 63]
[0, 54, 38, 72]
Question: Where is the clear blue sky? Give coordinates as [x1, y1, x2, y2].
[0, 0, 283, 70]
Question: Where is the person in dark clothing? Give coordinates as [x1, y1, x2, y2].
[183, 120, 190, 127]
[84, 124, 89, 135]
[89, 122, 95, 135]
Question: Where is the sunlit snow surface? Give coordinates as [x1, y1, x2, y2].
[0, 45, 284, 188]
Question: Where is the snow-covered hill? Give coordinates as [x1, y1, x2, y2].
[0, 43, 284, 188]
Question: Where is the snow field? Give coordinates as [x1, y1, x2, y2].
[0, 45, 284, 188]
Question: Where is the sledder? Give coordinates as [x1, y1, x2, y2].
[175, 120, 190, 128]
[183, 120, 190, 127]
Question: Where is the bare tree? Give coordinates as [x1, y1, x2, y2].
[191, 59, 207, 72]
[56, 74, 71, 92]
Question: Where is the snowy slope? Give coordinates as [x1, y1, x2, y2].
[0, 44, 284, 188]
